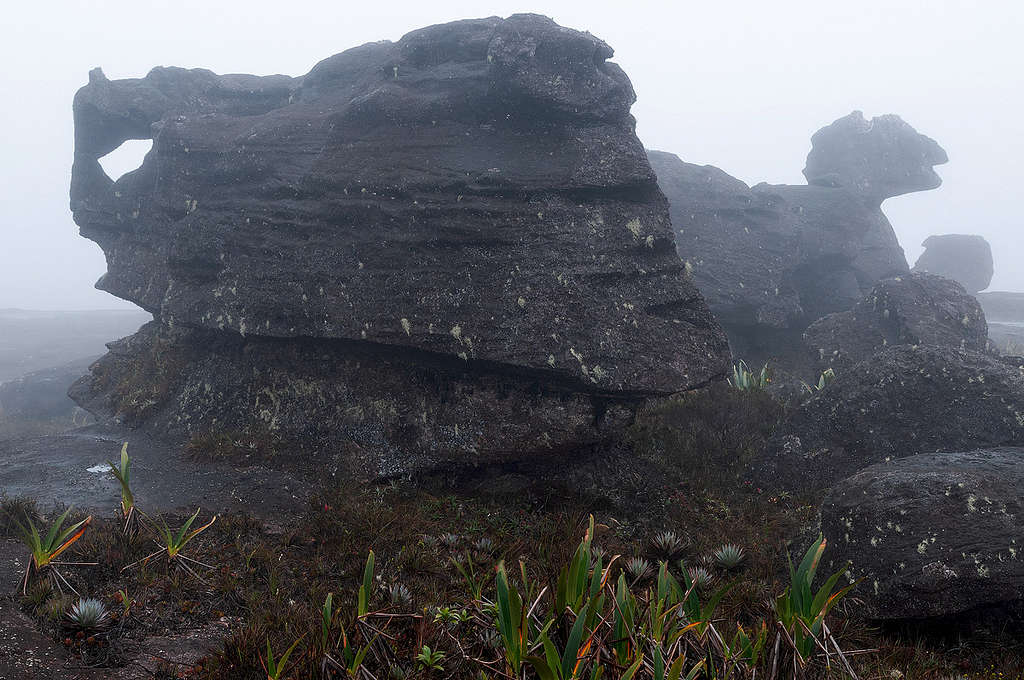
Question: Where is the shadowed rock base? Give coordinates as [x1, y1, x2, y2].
[70, 322, 648, 478]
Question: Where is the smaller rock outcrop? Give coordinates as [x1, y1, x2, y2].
[913, 234, 994, 294]
[650, 111, 947, 371]
[822, 448, 1024, 620]
[803, 111, 948, 201]
[804, 272, 989, 371]
[760, 345, 1024, 492]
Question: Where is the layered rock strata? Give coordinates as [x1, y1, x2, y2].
[69, 15, 731, 474]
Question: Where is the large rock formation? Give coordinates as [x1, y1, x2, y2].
[69, 15, 731, 476]
[803, 272, 989, 371]
[760, 345, 1024, 492]
[822, 448, 1024, 620]
[912, 234, 994, 294]
[648, 111, 947, 369]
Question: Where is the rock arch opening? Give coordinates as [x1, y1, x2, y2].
[98, 139, 152, 182]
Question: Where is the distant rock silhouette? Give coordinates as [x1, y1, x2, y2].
[69, 15, 730, 475]
[803, 111, 947, 201]
[804, 272, 989, 371]
[913, 234, 994, 294]
[649, 111, 947, 369]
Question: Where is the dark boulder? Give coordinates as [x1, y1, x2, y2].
[760, 345, 1024, 492]
[822, 448, 1024, 619]
[69, 15, 731, 475]
[912, 234, 994, 294]
[648, 111, 946, 370]
[804, 272, 989, 371]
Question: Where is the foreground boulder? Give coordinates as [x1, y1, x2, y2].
[913, 234, 994, 294]
[804, 272, 989, 371]
[649, 111, 947, 368]
[761, 345, 1024, 492]
[69, 15, 731, 475]
[822, 448, 1024, 619]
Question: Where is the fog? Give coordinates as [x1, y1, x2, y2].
[1, 0, 1020, 310]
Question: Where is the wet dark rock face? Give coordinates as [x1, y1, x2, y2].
[69, 15, 730, 474]
[912, 234, 994, 294]
[804, 272, 989, 372]
[760, 345, 1024, 492]
[822, 448, 1024, 620]
[648, 111, 946, 369]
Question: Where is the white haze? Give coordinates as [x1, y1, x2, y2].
[1, 0, 1021, 310]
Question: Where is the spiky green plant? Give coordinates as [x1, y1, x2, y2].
[452, 554, 490, 601]
[713, 543, 746, 570]
[624, 556, 653, 584]
[801, 367, 837, 394]
[357, 549, 375, 616]
[650, 531, 686, 561]
[472, 536, 496, 556]
[416, 645, 446, 671]
[7, 507, 92, 594]
[729, 360, 770, 390]
[775, 534, 856, 661]
[155, 508, 216, 560]
[66, 597, 111, 632]
[124, 508, 216, 581]
[262, 636, 303, 680]
[389, 583, 412, 608]
[107, 442, 136, 534]
[495, 560, 543, 676]
[687, 565, 715, 590]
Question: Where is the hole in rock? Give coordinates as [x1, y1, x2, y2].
[98, 139, 153, 182]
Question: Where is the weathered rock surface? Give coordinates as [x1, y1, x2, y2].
[760, 345, 1024, 492]
[648, 111, 946, 368]
[69, 15, 730, 473]
[912, 234, 994, 294]
[804, 272, 989, 371]
[69, 321, 645, 476]
[822, 448, 1024, 619]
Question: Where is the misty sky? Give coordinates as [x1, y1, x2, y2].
[1, 0, 1021, 310]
